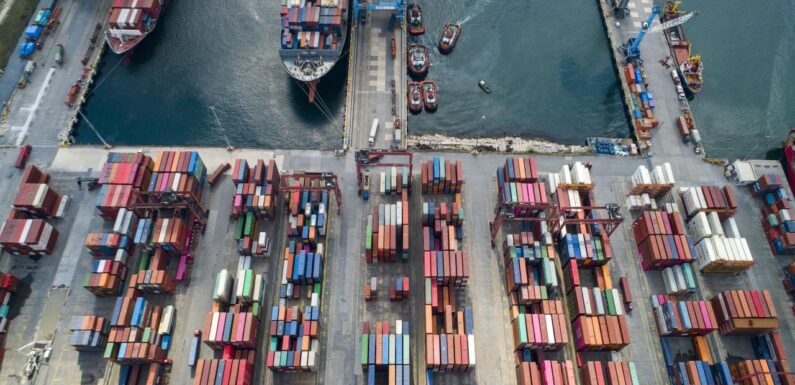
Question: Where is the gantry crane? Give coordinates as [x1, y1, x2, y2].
[489, 201, 559, 247]
[355, 149, 413, 197]
[131, 189, 210, 230]
[279, 171, 343, 215]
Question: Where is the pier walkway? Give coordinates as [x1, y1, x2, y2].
[348, 10, 407, 150]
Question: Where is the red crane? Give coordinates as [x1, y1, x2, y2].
[279, 171, 342, 215]
[355, 149, 414, 196]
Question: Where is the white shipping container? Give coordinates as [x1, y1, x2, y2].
[19, 219, 33, 245]
[723, 217, 740, 238]
[468, 335, 476, 367]
[209, 312, 219, 343]
[545, 315, 555, 343]
[582, 287, 592, 314]
[663, 162, 676, 184]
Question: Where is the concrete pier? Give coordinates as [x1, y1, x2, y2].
[0, 1, 791, 385]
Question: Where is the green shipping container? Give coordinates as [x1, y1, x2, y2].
[365, 221, 372, 250]
[244, 270, 253, 298]
[518, 315, 528, 344]
[403, 335, 410, 364]
[361, 334, 369, 366]
[425, 279, 432, 305]
[235, 217, 245, 240]
[139, 252, 151, 271]
[605, 289, 616, 315]
[104, 342, 115, 359]
[244, 212, 255, 236]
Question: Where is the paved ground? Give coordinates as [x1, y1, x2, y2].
[349, 11, 406, 150]
[0, 2, 792, 385]
[0, 0, 111, 147]
[4, 146, 787, 385]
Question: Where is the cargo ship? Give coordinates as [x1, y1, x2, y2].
[662, 1, 703, 99]
[783, 129, 795, 194]
[105, 0, 164, 55]
[280, 0, 349, 103]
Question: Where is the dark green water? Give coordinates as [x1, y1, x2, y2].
[686, 0, 795, 159]
[78, 0, 347, 148]
[78, 0, 794, 158]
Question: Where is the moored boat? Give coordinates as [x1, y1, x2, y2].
[407, 44, 430, 78]
[408, 82, 423, 114]
[662, 1, 703, 99]
[438, 23, 461, 55]
[105, 0, 165, 55]
[407, 3, 424, 35]
[421, 80, 437, 112]
[280, 0, 349, 103]
[784, 129, 795, 194]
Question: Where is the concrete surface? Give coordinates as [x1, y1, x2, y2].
[0, 0, 111, 147]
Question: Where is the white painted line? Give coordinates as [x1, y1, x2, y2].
[627, 2, 637, 9]
[643, 6, 652, 12]
[633, 21, 642, 28]
[630, 11, 639, 18]
[15, 67, 56, 146]
[640, 0, 649, 3]
[368, 80, 378, 87]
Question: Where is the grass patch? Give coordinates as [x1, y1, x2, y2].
[0, 0, 41, 71]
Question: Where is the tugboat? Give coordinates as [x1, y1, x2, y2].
[407, 3, 425, 35]
[408, 82, 423, 114]
[407, 44, 430, 78]
[421, 80, 438, 112]
[438, 23, 461, 54]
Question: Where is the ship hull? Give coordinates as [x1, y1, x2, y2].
[105, 0, 165, 55]
[280, 0, 351, 84]
[785, 130, 795, 194]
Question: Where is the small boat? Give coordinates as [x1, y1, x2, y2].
[478, 80, 491, 94]
[54, 44, 64, 66]
[407, 3, 425, 35]
[438, 23, 461, 55]
[408, 82, 423, 114]
[407, 44, 430, 78]
[421, 80, 437, 112]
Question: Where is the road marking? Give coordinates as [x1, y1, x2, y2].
[633, 21, 642, 28]
[643, 6, 652, 13]
[627, 2, 637, 9]
[11, 67, 56, 146]
[630, 11, 639, 18]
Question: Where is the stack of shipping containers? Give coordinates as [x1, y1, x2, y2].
[361, 320, 411, 385]
[230, 159, 280, 257]
[422, 157, 476, 381]
[69, 315, 109, 351]
[0, 272, 20, 364]
[0, 165, 65, 256]
[267, 177, 328, 372]
[196, 263, 265, 384]
[79, 151, 209, 385]
[752, 174, 795, 255]
[362, 162, 412, 385]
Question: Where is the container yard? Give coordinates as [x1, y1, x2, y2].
[0, 145, 794, 385]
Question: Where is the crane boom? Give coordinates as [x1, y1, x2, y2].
[623, 5, 661, 63]
[647, 11, 699, 33]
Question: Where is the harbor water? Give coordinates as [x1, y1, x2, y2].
[406, 0, 627, 144]
[77, 0, 794, 158]
[77, 0, 347, 149]
[686, 0, 795, 159]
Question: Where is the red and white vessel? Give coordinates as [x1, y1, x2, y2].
[105, 0, 164, 55]
[421, 80, 437, 112]
[408, 82, 423, 114]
